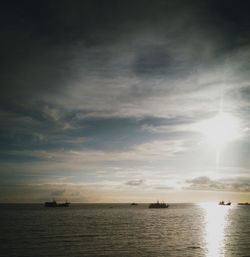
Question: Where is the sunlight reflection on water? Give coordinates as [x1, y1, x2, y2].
[202, 203, 231, 257]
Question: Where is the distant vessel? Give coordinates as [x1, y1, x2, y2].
[131, 203, 138, 206]
[149, 201, 169, 208]
[219, 201, 231, 206]
[238, 202, 250, 205]
[44, 200, 70, 207]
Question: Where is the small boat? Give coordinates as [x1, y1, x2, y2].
[44, 200, 70, 207]
[238, 202, 250, 205]
[219, 201, 231, 206]
[131, 202, 138, 206]
[149, 201, 169, 208]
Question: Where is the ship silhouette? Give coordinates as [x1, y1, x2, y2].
[149, 200, 169, 208]
[44, 200, 70, 207]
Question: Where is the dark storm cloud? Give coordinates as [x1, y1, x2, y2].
[0, 0, 248, 119]
[1, 0, 249, 111]
[133, 46, 176, 77]
[208, 0, 250, 40]
[1, 0, 244, 102]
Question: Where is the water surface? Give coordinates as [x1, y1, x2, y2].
[0, 203, 249, 257]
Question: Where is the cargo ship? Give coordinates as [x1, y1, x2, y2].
[219, 201, 231, 206]
[149, 200, 169, 208]
[44, 200, 70, 207]
[238, 202, 250, 205]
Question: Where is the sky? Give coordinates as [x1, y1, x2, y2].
[1, 0, 250, 203]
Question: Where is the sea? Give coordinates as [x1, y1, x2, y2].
[0, 203, 250, 257]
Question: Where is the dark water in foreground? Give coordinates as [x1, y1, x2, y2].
[0, 203, 250, 257]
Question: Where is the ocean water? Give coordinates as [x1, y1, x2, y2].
[0, 203, 250, 257]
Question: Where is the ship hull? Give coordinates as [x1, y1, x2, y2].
[149, 203, 169, 208]
[44, 201, 70, 207]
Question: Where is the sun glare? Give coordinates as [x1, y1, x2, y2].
[201, 203, 230, 257]
[196, 112, 240, 148]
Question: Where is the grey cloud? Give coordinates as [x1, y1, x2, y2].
[154, 186, 174, 190]
[133, 46, 175, 77]
[186, 176, 250, 192]
[0, 183, 98, 203]
[125, 179, 144, 186]
[50, 189, 66, 197]
[187, 176, 212, 185]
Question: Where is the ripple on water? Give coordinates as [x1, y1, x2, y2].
[0, 203, 249, 257]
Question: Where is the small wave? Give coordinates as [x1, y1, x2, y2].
[186, 246, 202, 249]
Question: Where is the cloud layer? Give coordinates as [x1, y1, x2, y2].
[1, 0, 250, 202]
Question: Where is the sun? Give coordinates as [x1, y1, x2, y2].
[196, 112, 241, 148]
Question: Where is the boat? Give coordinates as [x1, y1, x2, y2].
[131, 202, 138, 206]
[219, 201, 231, 206]
[238, 202, 250, 205]
[149, 200, 169, 208]
[44, 200, 70, 207]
